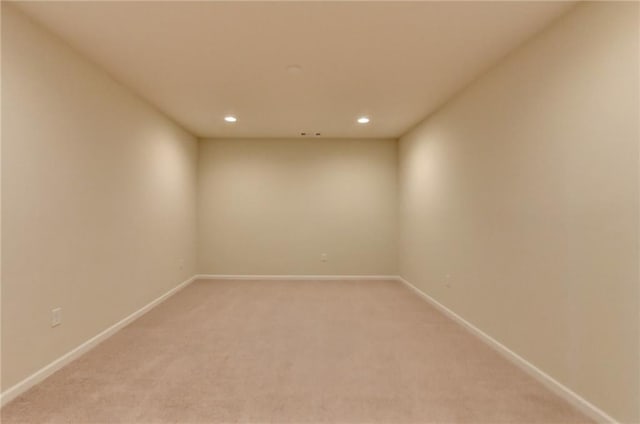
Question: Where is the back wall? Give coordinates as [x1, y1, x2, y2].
[197, 138, 397, 276]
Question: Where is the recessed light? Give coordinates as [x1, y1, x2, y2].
[224, 115, 237, 123]
[357, 116, 370, 124]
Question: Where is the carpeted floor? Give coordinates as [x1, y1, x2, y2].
[3, 279, 592, 423]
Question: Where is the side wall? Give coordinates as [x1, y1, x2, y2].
[398, 3, 639, 422]
[1, 5, 198, 390]
[198, 138, 397, 276]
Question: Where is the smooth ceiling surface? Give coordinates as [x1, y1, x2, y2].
[14, 1, 575, 138]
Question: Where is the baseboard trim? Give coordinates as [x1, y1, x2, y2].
[0, 274, 198, 408]
[396, 276, 618, 424]
[195, 274, 399, 281]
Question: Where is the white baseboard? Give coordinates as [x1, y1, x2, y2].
[195, 274, 398, 281]
[396, 276, 618, 424]
[0, 274, 198, 408]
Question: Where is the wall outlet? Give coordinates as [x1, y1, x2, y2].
[321, 253, 328, 262]
[51, 308, 62, 327]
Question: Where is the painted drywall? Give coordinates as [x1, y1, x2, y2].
[198, 138, 397, 275]
[398, 2, 639, 422]
[1, 5, 198, 390]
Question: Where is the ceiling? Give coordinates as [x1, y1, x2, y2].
[15, 1, 575, 139]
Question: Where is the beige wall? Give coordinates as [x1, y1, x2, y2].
[1, 6, 198, 390]
[198, 138, 397, 275]
[398, 2, 639, 422]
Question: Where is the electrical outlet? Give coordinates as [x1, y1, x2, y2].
[51, 308, 62, 327]
[321, 253, 328, 262]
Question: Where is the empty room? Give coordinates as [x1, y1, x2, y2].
[1, 1, 638, 423]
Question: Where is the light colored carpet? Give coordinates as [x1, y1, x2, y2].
[3, 279, 592, 423]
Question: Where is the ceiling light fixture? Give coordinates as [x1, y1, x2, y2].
[224, 115, 237, 123]
[357, 116, 370, 124]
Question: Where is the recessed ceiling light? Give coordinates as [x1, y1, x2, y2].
[357, 116, 370, 124]
[224, 115, 237, 123]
